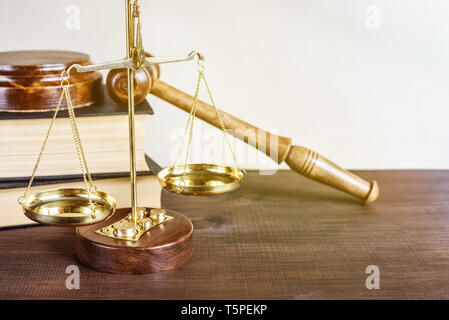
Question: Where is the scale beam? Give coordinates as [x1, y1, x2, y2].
[64, 51, 200, 75]
[66, 58, 133, 73]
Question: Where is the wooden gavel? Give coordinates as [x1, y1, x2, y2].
[106, 56, 379, 204]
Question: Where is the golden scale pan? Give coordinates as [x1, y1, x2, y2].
[18, 75, 117, 227]
[18, 49, 244, 227]
[158, 164, 245, 196]
[21, 188, 116, 227]
[158, 55, 245, 196]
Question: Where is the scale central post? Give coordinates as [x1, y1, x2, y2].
[126, 0, 138, 231]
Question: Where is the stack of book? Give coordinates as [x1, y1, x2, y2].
[0, 87, 162, 229]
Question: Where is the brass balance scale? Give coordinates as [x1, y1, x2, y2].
[17, 0, 245, 274]
[17, 0, 379, 274]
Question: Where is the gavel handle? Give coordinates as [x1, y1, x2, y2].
[150, 79, 379, 203]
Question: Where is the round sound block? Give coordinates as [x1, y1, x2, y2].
[76, 207, 193, 274]
[0, 50, 102, 112]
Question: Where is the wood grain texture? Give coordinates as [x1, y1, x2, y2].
[0, 170, 448, 299]
[76, 207, 193, 274]
[0, 50, 102, 111]
[105, 52, 157, 106]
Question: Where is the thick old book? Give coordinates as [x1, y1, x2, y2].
[0, 86, 153, 179]
[0, 175, 162, 229]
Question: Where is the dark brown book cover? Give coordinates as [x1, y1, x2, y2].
[0, 170, 154, 189]
[0, 85, 153, 120]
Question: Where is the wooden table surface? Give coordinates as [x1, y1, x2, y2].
[1, 170, 448, 299]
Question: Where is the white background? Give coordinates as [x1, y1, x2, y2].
[1, 0, 448, 169]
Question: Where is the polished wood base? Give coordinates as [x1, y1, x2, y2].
[75, 207, 193, 274]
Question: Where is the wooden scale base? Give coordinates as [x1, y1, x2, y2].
[76, 207, 193, 274]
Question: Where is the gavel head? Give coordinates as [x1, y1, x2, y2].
[106, 52, 160, 105]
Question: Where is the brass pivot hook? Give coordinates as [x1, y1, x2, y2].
[131, 0, 145, 70]
[188, 51, 205, 72]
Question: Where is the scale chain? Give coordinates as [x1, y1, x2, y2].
[21, 73, 97, 218]
[174, 70, 201, 168]
[172, 56, 241, 191]
[21, 89, 65, 202]
[64, 86, 96, 217]
[200, 71, 241, 171]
